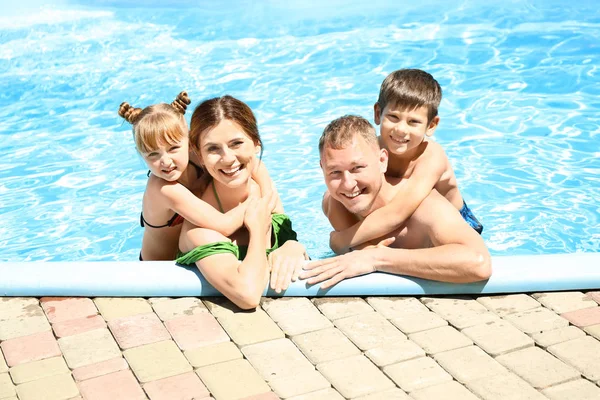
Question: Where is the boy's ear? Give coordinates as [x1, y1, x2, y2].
[426, 116, 440, 137]
[373, 103, 382, 125]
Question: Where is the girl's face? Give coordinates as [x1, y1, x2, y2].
[199, 119, 259, 188]
[142, 136, 189, 182]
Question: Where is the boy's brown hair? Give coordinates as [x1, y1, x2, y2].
[319, 115, 378, 155]
[377, 69, 442, 122]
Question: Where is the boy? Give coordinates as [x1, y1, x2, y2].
[328, 69, 483, 254]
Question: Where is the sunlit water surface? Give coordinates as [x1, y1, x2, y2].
[0, 0, 599, 261]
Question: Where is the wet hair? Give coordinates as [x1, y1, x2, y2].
[189, 95, 263, 153]
[377, 69, 442, 122]
[118, 91, 191, 154]
[319, 115, 378, 155]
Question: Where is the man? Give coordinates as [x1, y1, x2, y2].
[300, 115, 492, 289]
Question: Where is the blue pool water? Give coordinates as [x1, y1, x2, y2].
[1, 0, 599, 262]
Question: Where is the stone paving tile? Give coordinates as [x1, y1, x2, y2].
[410, 381, 480, 400]
[496, 346, 580, 389]
[0, 298, 43, 321]
[421, 296, 500, 329]
[268, 369, 330, 398]
[532, 292, 598, 314]
[8, 356, 69, 384]
[15, 372, 79, 400]
[504, 307, 569, 334]
[94, 298, 153, 321]
[77, 369, 146, 400]
[123, 340, 192, 383]
[184, 341, 242, 368]
[241, 338, 315, 383]
[202, 297, 244, 318]
[108, 313, 171, 350]
[292, 327, 360, 365]
[312, 297, 374, 320]
[461, 319, 534, 356]
[353, 388, 411, 400]
[583, 323, 600, 340]
[58, 328, 121, 369]
[287, 388, 344, 400]
[1, 331, 61, 367]
[164, 313, 230, 351]
[261, 298, 332, 336]
[531, 326, 586, 348]
[151, 297, 208, 321]
[542, 378, 600, 400]
[476, 294, 541, 317]
[588, 291, 600, 304]
[52, 315, 107, 338]
[241, 393, 279, 400]
[408, 325, 472, 355]
[466, 372, 547, 400]
[433, 346, 507, 384]
[0, 348, 8, 373]
[548, 336, 600, 380]
[364, 340, 425, 367]
[317, 354, 395, 398]
[561, 307, 600, 328]
[212, 306, 284, 346]
[0, 314, 51, 341]
[389, 311, 448, 334]
[366, 296, 429, 318]
[142, 371, 209, 400]
[334, 312, 406, 351]
[383, 356, 452, 393]
[71, 357, 129, 382]
[0, 373, 16, 399]
[197, 359, 271, 400]
[40, 297, 98, 324]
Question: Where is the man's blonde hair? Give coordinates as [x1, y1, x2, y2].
[319, 115, 378, 155]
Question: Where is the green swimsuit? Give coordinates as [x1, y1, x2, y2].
[176, 182, 298, 265]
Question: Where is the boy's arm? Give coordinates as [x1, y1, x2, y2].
[252, 161, 284, 214]
[161, 182, 246, 236]
[330, 145, 447, 254]
[322, 191, 359, 254]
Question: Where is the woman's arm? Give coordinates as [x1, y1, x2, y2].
[182, 195, 274, 309]
[330, 147, 447, 254]
[252, 161, 284, 213]
[160, 181, 246, 236]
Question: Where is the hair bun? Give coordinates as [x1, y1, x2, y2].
[118, 102, 143, 124]
[171, 91, 191, 115]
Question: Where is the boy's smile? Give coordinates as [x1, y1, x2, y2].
[375, 103, 439, 157]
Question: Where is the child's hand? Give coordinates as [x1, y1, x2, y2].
[243, 192, 274, 234]
[268, 241, 307, 293]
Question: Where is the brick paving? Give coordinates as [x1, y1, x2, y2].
[1, 292, 600, 399]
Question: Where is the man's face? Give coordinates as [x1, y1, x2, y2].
[321, 135, 388, 217]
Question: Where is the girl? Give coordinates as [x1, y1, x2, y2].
[119, 91, 275, 261]
[176, 95, 308, 309]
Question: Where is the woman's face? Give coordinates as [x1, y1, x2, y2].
[199, 119, 259, 188]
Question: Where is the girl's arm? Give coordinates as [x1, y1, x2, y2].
[183, 195, 273, 309]
[330, 146, 447, 254]
[252, 161, 284, 213]
[160, 181, 246, 236]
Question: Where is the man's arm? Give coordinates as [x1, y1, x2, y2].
[330, 144, 447, 254]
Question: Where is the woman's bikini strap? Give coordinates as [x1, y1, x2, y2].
[212, 181, 225, 213]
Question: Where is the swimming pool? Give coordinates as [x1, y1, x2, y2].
[0, 0, 598, 262]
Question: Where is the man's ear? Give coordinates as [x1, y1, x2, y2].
[374, 103, 382, 125]
[426, 116, 440, 137]
[379, 148, 388, 173]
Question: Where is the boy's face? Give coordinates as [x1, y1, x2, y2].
[320, 134, 388, 217]
[374, 103, 439, 156]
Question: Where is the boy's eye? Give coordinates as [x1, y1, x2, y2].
[387, 115, 399, 121]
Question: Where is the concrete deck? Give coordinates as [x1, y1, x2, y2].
[1, 292, 600, 400]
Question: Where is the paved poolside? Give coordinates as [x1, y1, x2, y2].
[1, 292, 600, 400]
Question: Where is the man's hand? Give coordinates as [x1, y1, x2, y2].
[268, 241, 307, 293]
[300, 238, 395, 289]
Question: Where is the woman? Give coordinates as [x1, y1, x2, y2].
[176, 95, 308, 309]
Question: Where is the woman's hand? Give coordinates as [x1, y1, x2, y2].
[268, 241, 308, 293]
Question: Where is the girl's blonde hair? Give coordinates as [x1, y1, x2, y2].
[118, 91, 191, 154]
